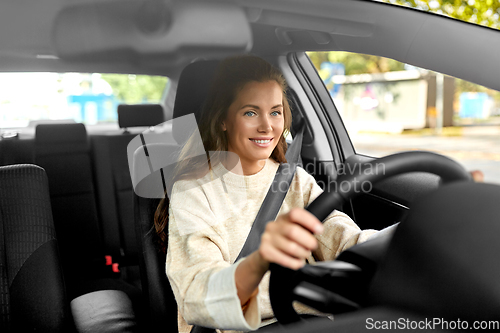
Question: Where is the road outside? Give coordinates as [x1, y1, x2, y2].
[349, 125, 500, 185]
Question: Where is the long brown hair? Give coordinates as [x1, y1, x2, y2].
[154, 55, 292, 252]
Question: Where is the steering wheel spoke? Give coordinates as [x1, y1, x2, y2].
[293, 281, 361, 314]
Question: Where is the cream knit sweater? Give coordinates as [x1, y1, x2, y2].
[166, 158, 378, 333]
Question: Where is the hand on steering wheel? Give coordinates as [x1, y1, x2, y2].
[258, 208, 324, 271]
[269, 151, 472, 325]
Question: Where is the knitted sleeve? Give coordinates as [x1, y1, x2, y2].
[166, 180, 260, 332]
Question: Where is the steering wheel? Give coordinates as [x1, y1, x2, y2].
[269, 151, 472, 324]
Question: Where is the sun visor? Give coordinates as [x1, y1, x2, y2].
[52, 0, 252, 61]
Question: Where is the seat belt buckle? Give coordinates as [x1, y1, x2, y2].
[104, 255, 121, 273]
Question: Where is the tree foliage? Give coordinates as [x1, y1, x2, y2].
[100, 74, 168, 104]
[392, 0, 500, 30]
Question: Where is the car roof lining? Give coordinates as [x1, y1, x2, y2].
[0, 0, 498, 91]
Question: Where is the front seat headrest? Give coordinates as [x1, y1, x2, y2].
[118, 104, 164, 129]
[172, 60, 220, 144]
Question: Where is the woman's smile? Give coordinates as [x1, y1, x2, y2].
[249, 137, 273, 147]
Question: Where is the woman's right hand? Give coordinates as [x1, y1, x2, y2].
[258, 208, 324, 270]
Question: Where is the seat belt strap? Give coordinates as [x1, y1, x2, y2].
[235, 121, 304, 261]
[190, 121, 305, 333]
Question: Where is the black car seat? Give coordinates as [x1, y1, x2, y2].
[90, 104, 165, 290]
[134, 59, 220, 332]
[0, 164, 72, 332]
[34, 123, 144, 327]
[34, 123, 106, 296]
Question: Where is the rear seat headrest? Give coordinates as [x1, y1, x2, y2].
[118, 104, 165, 129]
[172, 60, 220, 144]
[35, 123, 88, 155]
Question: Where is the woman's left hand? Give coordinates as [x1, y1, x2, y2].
[470, 170, 484, 182]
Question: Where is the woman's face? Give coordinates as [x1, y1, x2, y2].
[223, 80, 285, 174]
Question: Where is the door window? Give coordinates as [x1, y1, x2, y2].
[308, 51, 500, 184]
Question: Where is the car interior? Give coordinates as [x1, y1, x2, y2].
[1, 0, 500, 332]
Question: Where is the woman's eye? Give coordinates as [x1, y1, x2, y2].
[244, 111, 256, 116]
[271, 110, 282, 116]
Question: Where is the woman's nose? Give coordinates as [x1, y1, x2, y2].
[258, 115, 272, 132]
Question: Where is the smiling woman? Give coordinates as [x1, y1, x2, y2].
[153, 55, 384, 333]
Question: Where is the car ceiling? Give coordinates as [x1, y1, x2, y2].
[1, 0, 499, 91]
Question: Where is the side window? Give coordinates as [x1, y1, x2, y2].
[0, 73, 168, 129]
[308, 51, 500, 184]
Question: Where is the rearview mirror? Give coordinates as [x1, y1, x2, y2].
[52, 0, 252, 62]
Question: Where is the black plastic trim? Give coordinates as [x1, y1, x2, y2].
[287, 52, 341, 163]
[293, 52, 355, 161]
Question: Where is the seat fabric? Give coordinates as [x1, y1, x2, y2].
[34, 123, 105, 296]
[134, 60, 220, 332]
[34, 123, 146, 327]
[0, 164, 72, 332]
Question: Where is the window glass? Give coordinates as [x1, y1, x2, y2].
[308, 51, 500, 184]
[0, 73, 168, 128]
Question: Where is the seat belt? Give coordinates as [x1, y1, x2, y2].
[191, 121, 305, 333]
[235, 121, 304, 262]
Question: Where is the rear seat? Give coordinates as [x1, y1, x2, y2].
[90, 104, 165, 288]
[34, 123, 107, 297]
[31, 123, 149, 314]
[22, 105, 165, 293]
[0, 135, 35, 165]
[91, 134, 141, 280]
[0, 104, 167, 326]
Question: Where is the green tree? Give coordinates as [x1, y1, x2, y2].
[101, 74, 168, 104]
[392, 0, 500, 30]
